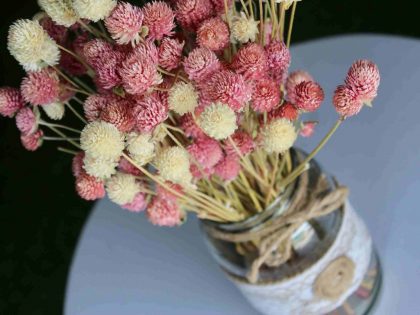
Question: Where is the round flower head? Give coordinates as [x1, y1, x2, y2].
[105, 2, 143, 45]
[83, 94, 107, 122]
[286, 70, 313, 103]
[38, 16, 68, 44]
[83, 39, 114, 68]
[168, 82, 199, 115]
[75, 172, 106, 200]
[83, 154, 118, 179]
[126, 132, 155, 166]
[232, 43, 268, 81]
[214, 154, 240, 181]
[225, 130, 255, 156]
[197, 17, 229, 52]
[106, 172, 140, 205]
[183, 47, 221, 83]
[143, 1, 175, 40]
[156, 182, 184, 202]
[94, 52, 122, 90]
[260, 118, 297, 153]
[80, 121, 124, 160]
[100, 99, 134, 132]
[133, 93, 168, 132]
[175, 0, 214, 31]
[190, 163, 214, 180]
[188, 136, 223, 168]
[265, 40, 290, 83]
[8, 19, 60, 71]
[38, 0, 79, 27]
[158, 37, 184, 71]
[20, 129, 44, 151]
[73, 0, 117, 22]
[154, 146, 192, 186]
[201, 70, 250, 112]
[231, 12, 259, 44]
[132, 40, 159, 65]
[210, 0, 232, 14]
[294, 81, 324, 112]
[122, 192, 147, 212]
[42, 101, 65, 120]
[345, 59, 380, 104]
[16, 107, 38, 135]
[21, 68, 60, 106]
[300, 121, 317, 138]
[147, 197, 184, 227]
[267, 101, 298, 122]
[180, 112, 206, 139]
[198, 102, 237, 140]
[251, 78, 281, 112]
[0, 87, 24, 118]
[333, 84, 363, 118]
[72, 151, 85, 177]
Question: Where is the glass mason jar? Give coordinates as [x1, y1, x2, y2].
[201, 150, 381, 315]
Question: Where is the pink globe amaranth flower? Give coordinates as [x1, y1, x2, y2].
[83, 39, 115, 69]
[188, 136, 223, 168]
[183, 47, 221, 83]
[84, 94, 108, 122]
[133, 93, 168, 132]
[143, 1, 175, 40]
[201, 70, 251, 111]
[132, 40, 159, 65]
[197, 17, 229, 52]
[294, 81, 324, 112]
[105, 2, 144, 45]
[266, 101, 299, 122]
[190, 163, 214, 179]
[251, 78, 281, 112]
[265, 40, 291, 84]
[210, 0, 232, 14]
[179, 112, 206, 138]
[20, 129, 43, 151]
[122, 192, 147, 212]
[300, 121, 317, 138]
[118, 156, 142, 176]
[72, 152, 85, 177]
[75, 172, 106, 201]
[232, 43, 268, 81]
[119, 51, 160, 95]
[100, 98, 135, 132]
[39, 16, 68, 45]
[156, 181, 184, 202]
[214, 154, 241, 181]
[286, 70, 314, 103]
[0, 87, 24, 117]
[147, 196, 184, 227]
[224, 130, 255, 156]
[21, 69, 60, 106]
[16, 107, 37, 135]
[175, 0, 214, 31]
[345, 59, 380, 104]
[333, 84, 363, 117]
[158, 37, 184, 71]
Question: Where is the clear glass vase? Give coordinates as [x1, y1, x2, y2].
[200, 150, 382, 315]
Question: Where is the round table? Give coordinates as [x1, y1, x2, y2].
[65, 35, 420, 315]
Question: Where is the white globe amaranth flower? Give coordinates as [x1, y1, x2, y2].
[198, 102, 237, 140]
[231, 12, 259, 44]
[260, 118, 297, 153]
[73, 0, 117, 22]
[7, 19, 60, 71]
[38, 0, 79, 27]
[154, 146, 192, 186]
[42, 101, 65, 120]
[83, 154, 118, 179]
[126, 132, 155, 166]
[152, 124, 167, 143]
[106, 172, 140, 205]
[168, 82, 199, 115]
[80, 120, 125, 160]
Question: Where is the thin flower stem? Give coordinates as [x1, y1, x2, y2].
[39, 121, 81, 133]
[248, 0, 254, 19]
[259, 0, 264, 45]
[239, 0, 250, 18]
[57, 45, 94, 74]
[65, 86, 91, 96]
[278, 3, 286, 41]
[53, 66, 79, 89]
[65, 102, 88, 124]
[270, 0, 278, 40]
[73, 77, 95, 94]
[78, 20, 111, 42]
[44, 136, 80, 141]
[158, 67, 188, 83]
[286, 1, 297, 48]
[57, 147, 78, 155]
[239, 171, 263, 212]
[44, 125, 81, 149]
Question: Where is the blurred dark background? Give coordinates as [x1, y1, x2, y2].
[0, 1, 416, 314]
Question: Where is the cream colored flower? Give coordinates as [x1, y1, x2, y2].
[42, 101, 65, 120]
[38, 0, 79, 27]
[231, 12, 259, 44]
[260, 118, 297, 153]
[73, 0, 117, 22]
[83, 154, 118, 179]
[154, 146, 192, 186]
[7, 19, 60, 71]
[152, 123, 167, 143]
[126, 132, 155, 166]
[106, 172, 140, 205]
[168, 82, 199, 115]
[198, 102, 237, 140]
[80, 121, 124, 160]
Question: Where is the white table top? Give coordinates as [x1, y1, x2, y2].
[65, 35, 420, 315]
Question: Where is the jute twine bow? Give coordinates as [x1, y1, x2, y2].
[205, 170, 349, 284]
